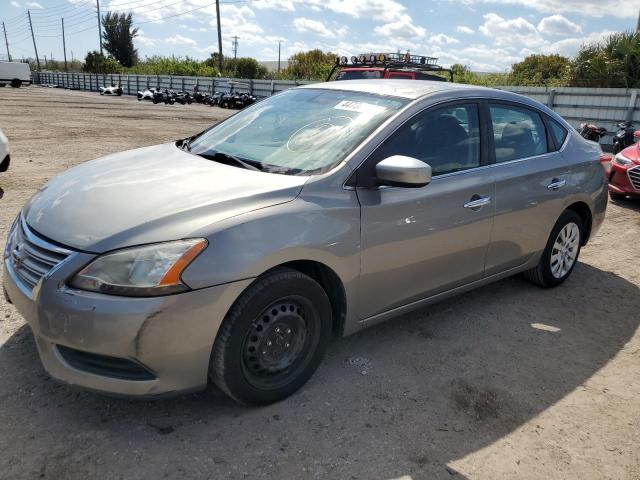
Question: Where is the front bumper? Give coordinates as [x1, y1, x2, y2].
[608, 163, 640, 197]
[4, 248, 252, 397]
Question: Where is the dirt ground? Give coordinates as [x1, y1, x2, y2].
[0, 86, 639, 480]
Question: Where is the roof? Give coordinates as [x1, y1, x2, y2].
[299, 79, 489, 100]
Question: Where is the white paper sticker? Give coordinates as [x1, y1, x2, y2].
[333, 100, 386, 115]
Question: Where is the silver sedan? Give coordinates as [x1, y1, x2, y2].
[3, 80, 607, 404]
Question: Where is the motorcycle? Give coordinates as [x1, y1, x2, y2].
[174, 91, 193, 105]
[209, 91, 223, 107]
[578, 123, 607, 142]
[137, 87, 159, 101]
[99, 83, 123, 96]
[152, 89, 175, 105]
[612, 121, 636, 154]
[193, 91, 211, 104]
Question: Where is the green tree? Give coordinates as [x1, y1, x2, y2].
[282, 49, 335, 80]
[102, 12, 138, 68]
[223, 57, 268, 79]
[508, 54, 570, 86]
[569, 31, 640, 88]
[126, 55, 218, 76]
[82, 51, 122, 73]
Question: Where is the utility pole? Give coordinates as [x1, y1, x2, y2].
[215, 0, 223, 73]
[637, 6, 640, 32]
[62, 18, 68, 71]
[27, 10, 41, 70]
[2, 22, 11, 61]
[232, 35, 238, 60]
[96, 0, 103, 55]
[277, 40, 281, 75]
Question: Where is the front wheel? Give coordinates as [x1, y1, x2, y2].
[524, 210, 583, 288]
[210, 268, 332, 405]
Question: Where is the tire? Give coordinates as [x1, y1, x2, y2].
[210, 268, 332, 405]
[10, 79, 21, 88]
[524, 210, 583, 288]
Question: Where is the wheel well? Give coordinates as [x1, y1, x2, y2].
[565, 202, 592, 245]
[270, 260, 347, 337]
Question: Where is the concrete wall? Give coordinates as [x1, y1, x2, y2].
[32, 72, 638, 146]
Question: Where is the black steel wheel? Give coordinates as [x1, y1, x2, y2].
[10, 79, 21, 88]
[210, 268, 332, 405]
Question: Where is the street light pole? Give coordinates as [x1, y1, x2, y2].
[277, 40, 281, 74]
[96, 0, 103, 55]
[215, 0, 223, 73]
[27, 10, 41, 70]
[62, 18, 68, 71]
[2, 22, 11, 62]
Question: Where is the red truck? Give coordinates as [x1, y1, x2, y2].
[327, 53, 454, 82]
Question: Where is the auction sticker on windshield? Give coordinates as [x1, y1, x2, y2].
[333, 100, 387, 115]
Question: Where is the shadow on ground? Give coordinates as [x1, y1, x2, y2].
[0, 263, 638, 480]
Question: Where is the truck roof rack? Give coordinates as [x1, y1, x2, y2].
[327, 53, 454, 82]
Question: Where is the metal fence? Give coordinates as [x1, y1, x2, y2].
[33, 71, 313, 98]
[497, 86, 639, 145]
[32, 72, 639, 146]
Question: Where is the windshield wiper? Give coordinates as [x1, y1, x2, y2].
[197, 151, 263, 171]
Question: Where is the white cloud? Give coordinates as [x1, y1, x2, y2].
[479, 13, 542, 48]
[307, 0, 408, 22]
[541, 29, 615, 57]
[166, 34, 197, 46]
[374, 14, 426, 40]
[537, 15, 581, 36]
[293, 17, 334, 37]
[449, 0, 635, 19]
[10, 1, 20, 7]
[456, 26, 474, 34]
[252, 0, 295, 11]
[430, 33, 460, 45]
[26, 1, 43, 8]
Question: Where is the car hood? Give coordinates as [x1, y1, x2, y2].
[621, 142, 640, 164]
[24, 143, 308, 252]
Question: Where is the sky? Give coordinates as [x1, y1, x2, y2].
[1, 0, 638, 72]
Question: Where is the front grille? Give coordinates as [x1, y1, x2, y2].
[57, 345, 156, 381]
[7, 219, 71, 291]
[628, 166, 640, 191]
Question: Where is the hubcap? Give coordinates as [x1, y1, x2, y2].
[550, 222, 580, 279]
[242, 301, 308, 386]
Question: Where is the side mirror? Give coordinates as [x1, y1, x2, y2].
[634, 130, 640, 139]
[375, 155, 432, 188]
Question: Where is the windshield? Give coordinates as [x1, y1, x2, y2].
[187, 88, 408, 175]
[335, 69, 383, 80]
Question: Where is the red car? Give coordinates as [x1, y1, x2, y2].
[327, 53, 454, 82]
[608, 130, 640, 199]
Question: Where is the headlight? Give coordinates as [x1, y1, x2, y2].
[3, 215, 19, 259]
[614, 153, 634, 167]
[69, 239, 207, 297]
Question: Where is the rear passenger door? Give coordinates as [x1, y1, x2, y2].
[484, 101, 570, 275]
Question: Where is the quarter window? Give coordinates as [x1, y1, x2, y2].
[373, 103, 481, 178]
[489, 104, 548, 162]
[548, 118, 568, 150]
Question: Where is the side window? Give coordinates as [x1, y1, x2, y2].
[373, 103, 481, 177]
[489, 104, 548, 162]
[548, 118, 568, 150]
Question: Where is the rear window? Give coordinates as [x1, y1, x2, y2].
[548, 118, 568, 149]
[335, 70, 383, 80]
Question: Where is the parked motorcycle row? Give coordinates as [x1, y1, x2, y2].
[132, 86, 258, 109]
[578, 120, 637, 154]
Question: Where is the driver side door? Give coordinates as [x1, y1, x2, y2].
[355, 101, 495, 320]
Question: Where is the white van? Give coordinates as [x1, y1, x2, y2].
[0, 61, 31, 88]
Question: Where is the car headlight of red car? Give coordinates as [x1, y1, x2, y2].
[614, 153, 634, 167]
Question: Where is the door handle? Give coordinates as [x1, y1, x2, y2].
[547, 179, 566, 190]
[463, 196, 492, 209]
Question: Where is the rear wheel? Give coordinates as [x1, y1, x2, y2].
[10, 79, 21, 88]
[524, 210, 583, 288]
[210, 268, 332, 405]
